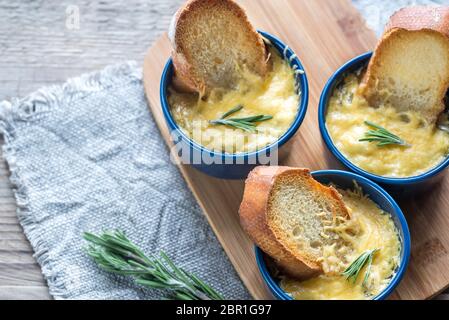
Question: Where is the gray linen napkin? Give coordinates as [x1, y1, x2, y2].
[0, 62, 250, 300]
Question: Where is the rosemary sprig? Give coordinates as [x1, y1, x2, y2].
[359, 121, 410, 147]
[342, 248, 379, 286]
[220, 105, 244, 119]
[209, 105, 273, 132]
[83, 230, 224, 300]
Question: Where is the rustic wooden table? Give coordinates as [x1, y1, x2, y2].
[0, 0, 447, 300]
[0, 0, 184, 300]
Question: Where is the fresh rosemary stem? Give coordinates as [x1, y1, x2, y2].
[83, 230, 224, 300]
[359, 121, 410, 147]
[341, 248, 379, 286]
[220, 105, 243, 119]
[209, 105, 273, 132]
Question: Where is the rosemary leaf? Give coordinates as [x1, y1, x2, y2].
[210, 119, 256, 132]
[342, 248, 379, 286]
[83, 230, 224, 300]
[254, 115, 274, 122]
[210, 105, 273, 132]
[359, 121, 410, 147]
[227, 115, 273, 123]
[220, 105, 243, 119]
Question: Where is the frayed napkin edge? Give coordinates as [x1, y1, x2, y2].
[0, 62, 142, 299]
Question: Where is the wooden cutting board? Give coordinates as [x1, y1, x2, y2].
[143, 0, 449, 300]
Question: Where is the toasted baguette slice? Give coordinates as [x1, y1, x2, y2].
[169, 0, 269, 95]
[360, 6, 449, 124]
[239, 167, 352, 280]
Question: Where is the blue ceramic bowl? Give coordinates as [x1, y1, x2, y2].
[318, 53, 449, 195]
[160, 31, 309, 179]
[255, 169, 411, 300]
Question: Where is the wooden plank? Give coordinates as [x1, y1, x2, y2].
[0, 264, 45, 286]
[143, 0, 449, 300]
[0, 286, 51, 300]
[0, 0, 186, 299]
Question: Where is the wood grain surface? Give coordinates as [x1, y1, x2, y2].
[0, 0, 184, 300]
[143, 0, 449, 300]
[1, 0, 448, 300]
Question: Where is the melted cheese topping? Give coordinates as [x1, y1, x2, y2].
[168, 48, 299, 154]
[326, 72, 449, 177]
[281, 186, 401, 300]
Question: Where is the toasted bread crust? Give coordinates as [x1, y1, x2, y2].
[239, 166, 350, 280]
[385, 6, 449, 36]
[361, 6, 449, 123]
[169, 0, 269, 94]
